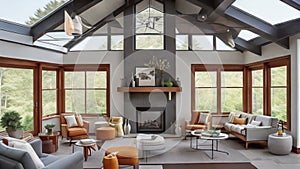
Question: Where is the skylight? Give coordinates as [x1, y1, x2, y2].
[0, 0, 69, 26]
[35, 32, 73, 47]
[232, 0, 300, 25]
[238, 30, 259, 41]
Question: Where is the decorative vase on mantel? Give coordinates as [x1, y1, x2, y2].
[155, 69, 164, 86]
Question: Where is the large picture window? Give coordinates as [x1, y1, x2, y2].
[251, 69, 264, 115]
[221, 71, 243, 112]
[192, 65, 244, 113]
[42, 70, 57, 116]
[0, 67, 34, 131]
[64, 65, 109, 116]
[270, 66, 288, 122]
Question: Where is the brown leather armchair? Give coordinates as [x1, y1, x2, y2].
[60, 113, 89, 145]
[185, 111, 211, 139]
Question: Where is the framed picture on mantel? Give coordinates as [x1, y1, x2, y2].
[136, 67, 155, 86]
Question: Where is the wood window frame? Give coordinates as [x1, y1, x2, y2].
[246, 56, 290, 129]
[62, 64, 110, 117]
[191, 64, 245, 114]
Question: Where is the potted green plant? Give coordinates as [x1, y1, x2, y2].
[44, 123, 55, 134]
[0, 111, 23, 138]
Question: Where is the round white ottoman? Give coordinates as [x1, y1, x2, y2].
[136, 134, 165, 161]
[268, 133, 292, 155]
[94, 121, 109, 133]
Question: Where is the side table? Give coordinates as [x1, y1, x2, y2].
[268, 133, 292, 155]
[38, 132, 59, 153]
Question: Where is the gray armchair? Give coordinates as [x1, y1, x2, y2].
[0, 139, 84, 169]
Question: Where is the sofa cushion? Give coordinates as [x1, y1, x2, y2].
[250, 120, 262, 126]
[11, 139, 45, 169]
[65, 115, 78, 127]
[76, 114, 84, 127]
[198, 113, 209, 124]
[240, 113, 255, 124]
[68, 128, 87, 137]
[40, 154, 59, 166]
[254, 115, 273, 126]
[224, 122, 235, 131]
[232, 117, 247, 125]
[186, 124, 206, 130]
[228, 112, 241, 122]
[0, 142, 36, 169]
[231, 125, 246, 135]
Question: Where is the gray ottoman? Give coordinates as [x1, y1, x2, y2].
[268, 133, 292, 155]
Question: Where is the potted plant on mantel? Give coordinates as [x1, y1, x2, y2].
[0, 111, 23, 138]
[44, 123, 55, 135]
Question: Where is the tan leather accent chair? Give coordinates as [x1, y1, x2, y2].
[60, 113, 89, 145]
[185, 111, 211, 138]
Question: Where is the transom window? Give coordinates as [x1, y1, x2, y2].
[135, 0, 164, 50]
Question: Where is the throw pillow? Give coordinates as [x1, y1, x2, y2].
[232, 116, 247, 125]
[251, 120, 262, 126]
[76, 114, 84, 127]
[198, 113, 209, 124]
[64, 115, 78, 127]
[10, 140, 45, 169]
[228, 112, 241, 123]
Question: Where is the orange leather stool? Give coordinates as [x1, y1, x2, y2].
[105, 146, 139, 169]
[96, 127, 115, 140]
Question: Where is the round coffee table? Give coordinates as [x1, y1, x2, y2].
[191, 130, 229, 159]
[73, 141, 96, 161]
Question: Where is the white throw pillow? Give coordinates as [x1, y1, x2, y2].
[251, 120, 262, 126]
[198, 113, 209, 124]
[65, 115, 78, 127]
[11, 140, 45, 169]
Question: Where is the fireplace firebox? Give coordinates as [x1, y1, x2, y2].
[136, 107, 165, 133]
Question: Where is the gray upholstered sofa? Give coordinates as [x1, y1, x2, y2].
[224, 112, 278, 149]
[0, 139, 84, 169]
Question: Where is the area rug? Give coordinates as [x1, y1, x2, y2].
[54, 137, 250, 169]
[163, 163, 257, 169]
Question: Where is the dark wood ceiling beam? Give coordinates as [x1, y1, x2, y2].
[64, 0, 143, 49]
[234, 37, 261, 55]
[281, 0, 300, 10]
[249, 37, 271, 46]
[187, 0, 235, 21]
[0, 20, 31, 36]
[31, 0, 103, 41]
[224, 7, 291, 49]
[225, 7, 278, 39]
[277, 18, 300, 39]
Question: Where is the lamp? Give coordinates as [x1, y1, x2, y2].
[64, 10, 92, 36]
[196, 8, 208, 22]
[225, 29, 235, 48]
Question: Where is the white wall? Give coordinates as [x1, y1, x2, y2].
[175, 51, 244, 128]
[0, 40, 63, 64]
[244, 43, 290, 64]
[64, 51, 124, 117]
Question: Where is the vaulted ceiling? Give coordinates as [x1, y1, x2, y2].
[1, 0, 300, 55]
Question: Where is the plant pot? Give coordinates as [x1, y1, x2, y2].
[46, 128, 53, 135]
[6, 127, 24, 139]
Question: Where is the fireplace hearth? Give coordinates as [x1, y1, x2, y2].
[136, 107, 165, 133]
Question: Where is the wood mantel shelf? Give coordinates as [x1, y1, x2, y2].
[117, 87, 182, 93]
